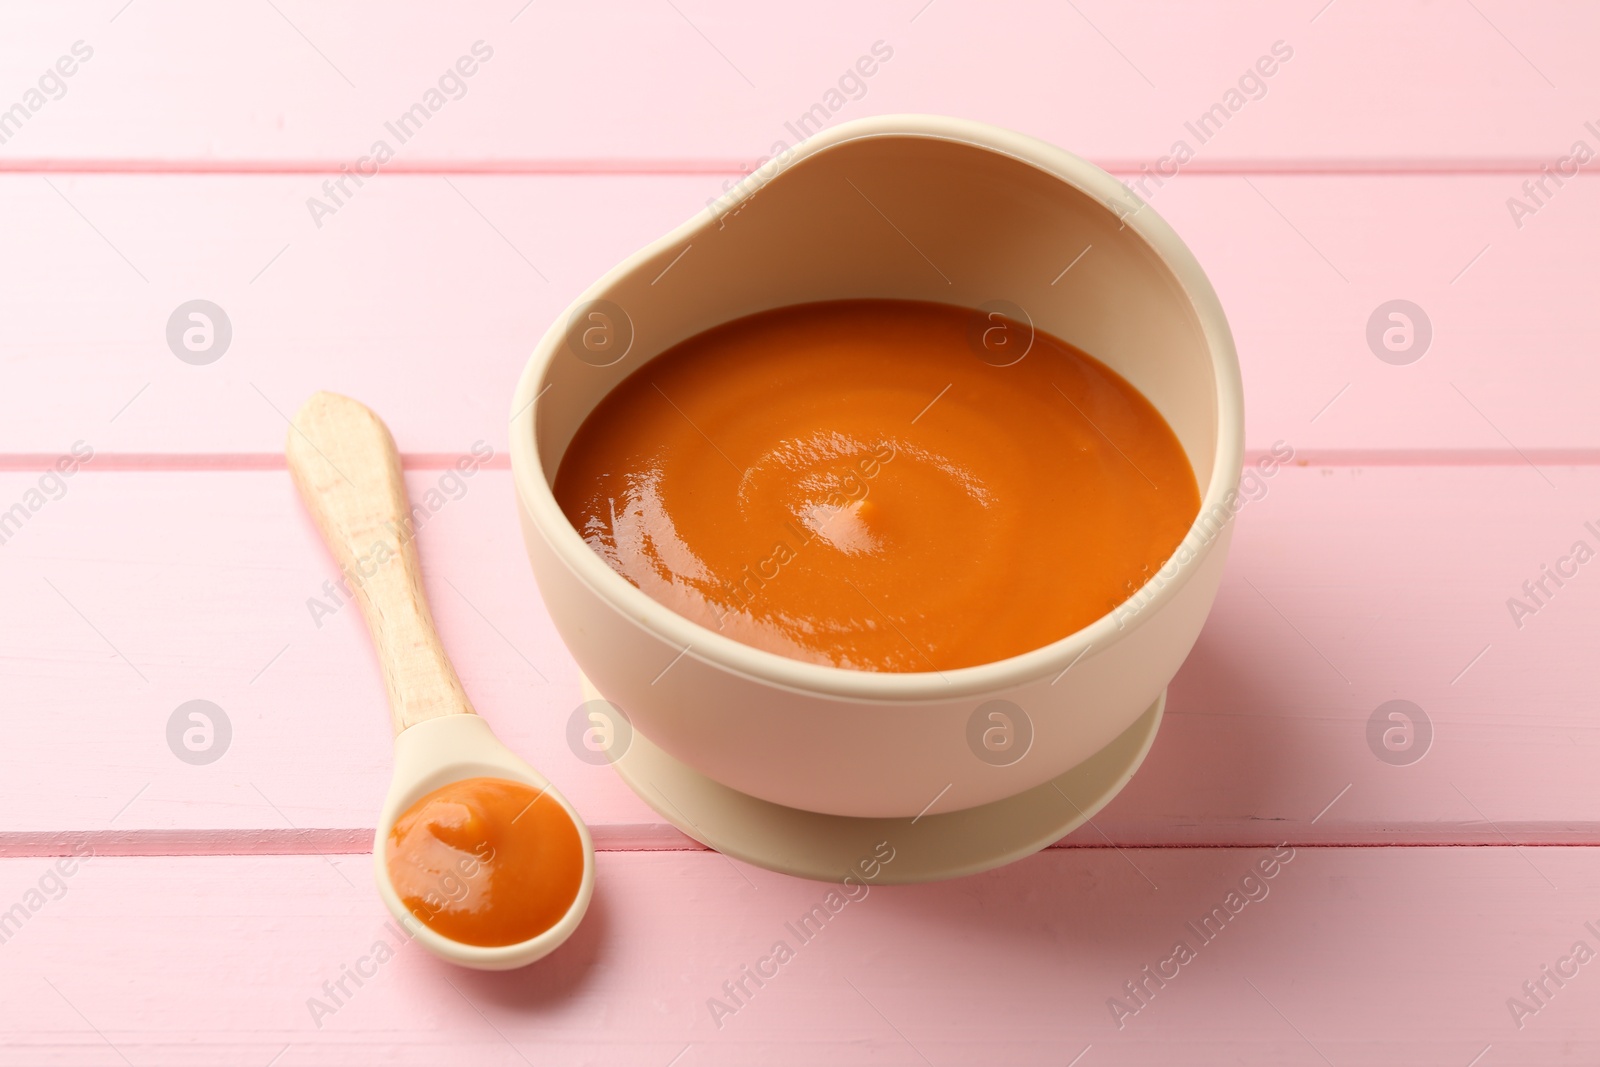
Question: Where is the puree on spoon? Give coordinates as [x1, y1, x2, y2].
[553, 299, 1201, 673]
[386, 777, 585, 947]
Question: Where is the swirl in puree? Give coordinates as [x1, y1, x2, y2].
[554, 300, 1200, 672]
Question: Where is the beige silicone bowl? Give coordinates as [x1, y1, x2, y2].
[510, 115, 1243, 819]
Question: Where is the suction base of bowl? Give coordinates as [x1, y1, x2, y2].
[580, 676, 1164, 885]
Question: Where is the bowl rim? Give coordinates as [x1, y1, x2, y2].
[509, 113, 1245, 703]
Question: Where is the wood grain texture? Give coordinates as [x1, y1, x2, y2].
[286, 391, 476, 735]
[1, 848, 1596, 1064]
[2, 466, 1594, 846]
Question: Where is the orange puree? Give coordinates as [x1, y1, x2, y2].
[554, 299, 1200, 672]
[386, 777, 583, 947]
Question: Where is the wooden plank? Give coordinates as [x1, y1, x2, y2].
[0, 1, 1593, 167]
[0, 172, 695, 460]
[0, 847, 1595, 1063]
[2, 465, 1595, 847]
[2, 171, 1598, 457]
[0, 465, 656, 841]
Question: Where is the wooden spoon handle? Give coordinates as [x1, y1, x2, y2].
[286, 391, 475, 736]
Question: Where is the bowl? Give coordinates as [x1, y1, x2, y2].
[510, 115, 1243, 819]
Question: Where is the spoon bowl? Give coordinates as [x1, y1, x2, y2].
[375, 714, 594, 970]
[287, 390, 595, 970]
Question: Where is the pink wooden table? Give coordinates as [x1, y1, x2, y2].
[3, 2, 1597, 1062]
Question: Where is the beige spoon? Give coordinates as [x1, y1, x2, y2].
[286, 391, 593, 970]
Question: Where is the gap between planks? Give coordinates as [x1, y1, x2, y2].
[7, 449, 1600, 472]
[1, 158, 1596, 177]
[7, 828, 1600, 859]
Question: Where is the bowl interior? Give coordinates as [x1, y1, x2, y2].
[532, 129, 1221, 502]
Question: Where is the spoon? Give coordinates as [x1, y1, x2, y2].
[286, 390, 594, 970]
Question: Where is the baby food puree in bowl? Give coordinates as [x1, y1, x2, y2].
[511, 115, 1243, 820]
